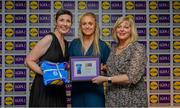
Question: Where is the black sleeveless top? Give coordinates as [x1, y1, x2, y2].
[29, 33, 68, 107]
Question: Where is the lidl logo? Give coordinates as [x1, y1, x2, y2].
[173, 41, 180, 50]
[5, 55, 14, 64]
[150, 81, 158, 90]
[149, 1, 157, 10]
[5, 14, 14, 23]
[5, 83, 13, 92]
[78, 1, 86, 10]
[30, 28, 38, 37]
[150, 41, 158, 50]
[150, 68, 158, 77]
[29, 14, 38, 23]
[150, 28, 158, 37]
[173, 28, 180, 37]
[102, 28, 110, 37]
[30, 1, 38, 9]
[5, 97, 13, 105]
[150, 54, 158, 63]
[102, 1, 110, 10]
[5, 28, 14, 37]
[5, 69, 14, 78]
[5, 1, 14, 10]
[150, 95, 158, 103]
[5, 42, 14, 50]
[173, 1, 180, 10]
[54, 1, 62, 9]
[174, 54, 180, 63]
[126, 1, 134, 10]
[174, 81, 180, 90]
[102, 14, 110, 23]
[173, 68, 180, 77]
[150, 14, 158, 23]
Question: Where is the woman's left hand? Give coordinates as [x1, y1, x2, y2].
[92, 76, 107, 84]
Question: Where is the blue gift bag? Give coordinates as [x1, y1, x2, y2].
[40, 61, 69, 86]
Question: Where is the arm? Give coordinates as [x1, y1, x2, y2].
[25, 35, 52, 75]
[93, 45, 146, 85]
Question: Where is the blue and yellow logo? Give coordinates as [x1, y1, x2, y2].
[173, 68, 180, 77]
[173, 28, 180, 37]
[102, 28, 110, 37]
[29, 41, 37, 50]
[150, 54, 158, 63]
[174, 81, 180, 90]
[29, 14, 38, 23]
[149, 1, 157, 10]
[5, 28, 14, 37]
[30, 1, 38, 10]
[30, 28, 38, 37]
[150, 68, 158, 77]
[5, 55, 14, 64]
[173, 14, 180, 23]
[78, 1, 86, 10]
[5, 96, 13, 105]
[174, 54, 180, 63]
[102, 1, 110, 10]
[150, 28, 158, 37]
[150, 81, 158, 90]
[5, 69, 14, 78]
[126, 1, 134, 10]
[5, 1, 14, 10]
[5, 83, 13, 92]
[149, 14, 158, 23]
[5, 42, 14, 50]
[150, 95, 158, 103]
[5, 14, 14, 23]
[174, 94, 180, 103]
[173, 41, 180, 50]
[173, 1, 180, 10]
[102, 14, 110, 23]
[150, 41, 158, 50]
[54, 1, 62, 9]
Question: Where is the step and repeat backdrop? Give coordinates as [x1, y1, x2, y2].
[0, 0, 180, 107]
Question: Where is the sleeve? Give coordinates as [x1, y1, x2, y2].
[101, 42, 110, 64]
[126, 45, 147, 85]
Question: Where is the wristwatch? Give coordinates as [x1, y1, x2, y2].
[108, 77, 112, 84]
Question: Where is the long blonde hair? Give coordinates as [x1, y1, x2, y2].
[79, 12, 100, 56]
[112, 16, 139, 44]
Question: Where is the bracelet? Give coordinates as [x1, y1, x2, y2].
[108, 77, 112, 84]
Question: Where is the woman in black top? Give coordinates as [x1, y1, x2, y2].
[25, 9, 73, 107]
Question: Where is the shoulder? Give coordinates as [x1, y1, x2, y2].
[71, 38, 80, 43]
[99, 39, 109, 47]
[132, 42, 146, 52]
[40, 34, 53, 43]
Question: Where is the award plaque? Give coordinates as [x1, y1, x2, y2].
[70, 57, 100, 81]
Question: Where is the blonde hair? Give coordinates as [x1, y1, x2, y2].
[79, 12, 100, 56]
[112, 16, 139, 44]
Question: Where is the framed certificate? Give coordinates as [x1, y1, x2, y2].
[70, 57, 100, 81]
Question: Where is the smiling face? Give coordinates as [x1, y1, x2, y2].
[116, 20, 131, 41]
[80, 15, 96, 37]
[56, 14, 72, 34]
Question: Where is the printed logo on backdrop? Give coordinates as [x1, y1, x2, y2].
[54, 1, 75, 12]
[5, 69, 26, 81]
[78, 1, 99, 13]
[29, 41, 37, 50]
[29, 14, 51, 26]
[173, 28, 180, 39]
[126, 1, 146, 13]
[150, 68, 170, 80]
[173, 1, 180, 13]
[173, 14, 180, 26]
[150, 81, 170, 93]
[5, 14, 26, 26]
[14, 82, 26, 95]
[29, 1, 38, 12]
[5, 1, 26, 12]
[5, 83, 13, 95]
[174, 94, 180, 106]
[5, 41, 26, 54]
[173, 41, 180, 53]
[173, 81, 180, 93]
[149, 14, 170, 26]
[5, 28, 26, 40]
[5, 55, 26, 67]
[174, 54, 180, 66]
[150, 28, 170, 39]
[102, 1, 122, 13]
[5, 96, 13, 106]
[173, 67, 180, 79]
[137, 28, 146, 39]
[150, 94, 158, 105]
[149, 41, 170, 53]
[149, 1, 170, 13]
[14, 96, 26, 106]
[150, 54, 170, 66]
